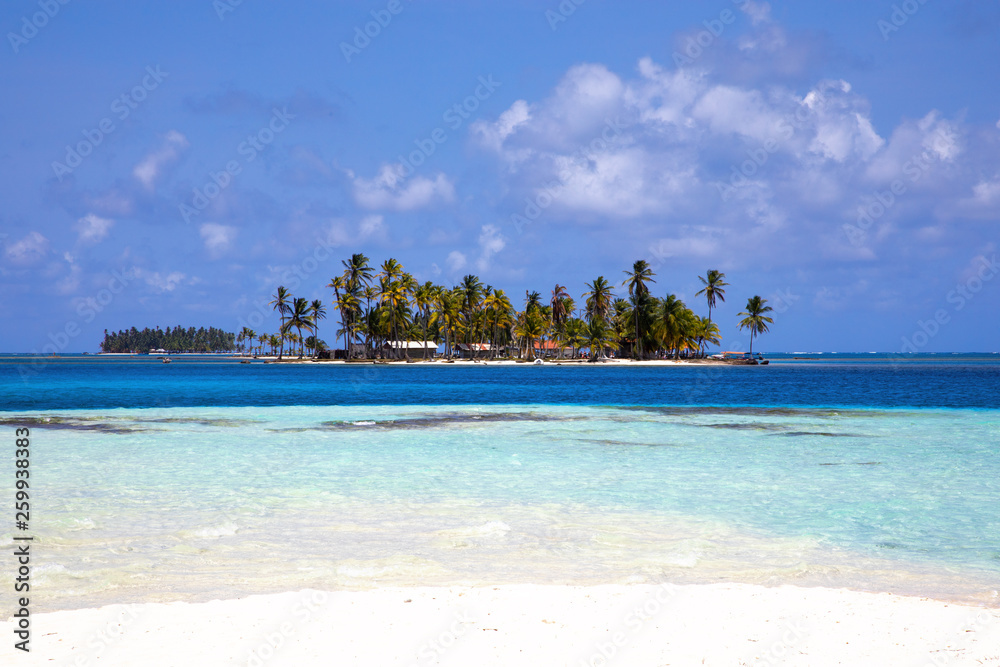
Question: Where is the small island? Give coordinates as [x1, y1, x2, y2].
[247, 255, 775, 364]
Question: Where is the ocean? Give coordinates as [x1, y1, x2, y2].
[2, 354, 998, 611]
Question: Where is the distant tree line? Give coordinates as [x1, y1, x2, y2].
[100, 326, 237, 353]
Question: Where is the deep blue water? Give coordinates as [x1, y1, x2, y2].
[1, 354, 999, 411]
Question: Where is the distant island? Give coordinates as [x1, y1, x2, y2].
[100, 326, 238, 354]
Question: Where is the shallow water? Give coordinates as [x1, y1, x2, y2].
[4, 397, 998, 611]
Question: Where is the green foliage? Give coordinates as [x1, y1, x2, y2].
[100, 326, 236, 353]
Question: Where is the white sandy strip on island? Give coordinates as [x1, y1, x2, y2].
[5, 584, 999, 666]
[259, 358, 706, 365]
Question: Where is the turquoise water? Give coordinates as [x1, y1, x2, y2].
[1, 356, 998, 610]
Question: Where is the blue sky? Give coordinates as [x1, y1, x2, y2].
[2, 0, 999, 353]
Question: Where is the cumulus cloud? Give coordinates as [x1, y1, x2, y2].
[56, 251, 82, 294]
[133, 131, 188, 191]
[133, 268, 188, 293]
[75, 214, 114, 245]
[475, 224, 506, 272]
[472, 38, 996, 267]
[349, 164, 455, 211]
[359, 214, 385, 239]
[199, 223, 237, 258]
[446, 251, 466, 273]
[4, 231, 49, 266]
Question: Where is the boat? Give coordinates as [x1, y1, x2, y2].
[161, 358, 171, 364]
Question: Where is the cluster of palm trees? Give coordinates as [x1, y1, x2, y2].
[265, 255, 774, 361]
[245, 290, 328, 359]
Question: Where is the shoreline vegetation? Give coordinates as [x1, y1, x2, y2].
[118, 255, 771, 364]
[97, 256, 775, 364]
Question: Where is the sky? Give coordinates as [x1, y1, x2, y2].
[1, 0, 999, 353]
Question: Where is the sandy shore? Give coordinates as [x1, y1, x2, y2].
[5, 583, 998, 666]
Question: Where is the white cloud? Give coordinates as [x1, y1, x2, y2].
[359, 214, 385, 239]
[475, 224, 505, 272]
[199, 223, 237, 258]
[349, 164, 455, 211]
[56, 251, 81, 294]
[4, 231, 49, 266]
[133, 131, 188, 190]
[865, 112, 956, 183]
[133, 268, 188, 293]
[740, 0, 773, 25]
[446, 251, 467, 273]
[470, 43, 1000, 266]
[75, 214, 114, 244]
[472, 99, 532, 153]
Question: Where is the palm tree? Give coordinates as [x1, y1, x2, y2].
[738, 295, 774, 355]
[622, 260, 656, 359]
[524, 290, 542, 314]
[342, 253, 374, 292]
[515, 309, 546, 359]
[695, 270, 729, 323]
[565, 317, 587, 359]
[413, 281, 438, 359]
[611, 298, 631, 355]
[284, 298, 312, 358]
[550, 284, 570, 359]
[362, 285, 378, 358]
[246, 329, 256, 357]
[583, 276, 614, 326]
[435, 287, 462, 359]
[585, 318, 618, 361]
[654, 294, 686, 359]
[377, 259, 407, 358]
[309, 299, 327, 358]
[485, 288, 513, 359]
[695, 316, 721, 357]
[269, 286, 292, 359]
[459, 274, 484, 345]
[328, 275, 347, 357]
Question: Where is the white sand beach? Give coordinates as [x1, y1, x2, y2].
[254, 357, 711, 366]
[5, 583, 998, 666]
